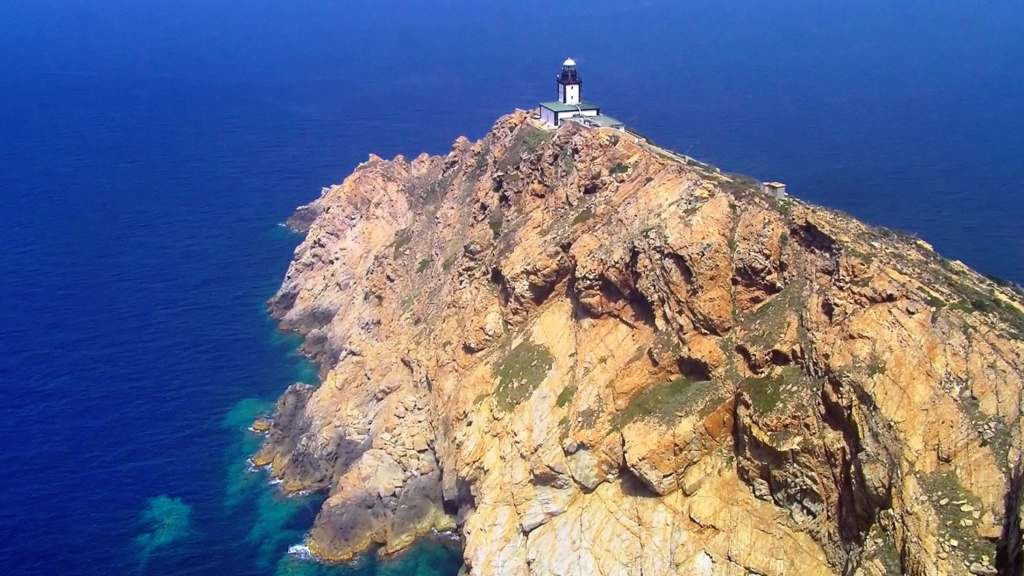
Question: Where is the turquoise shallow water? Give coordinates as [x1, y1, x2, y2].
[1, 0, 1023, 574]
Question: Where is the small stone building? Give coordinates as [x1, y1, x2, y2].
[762, 182, 787, 198]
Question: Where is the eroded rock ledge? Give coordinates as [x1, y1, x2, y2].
[255, 110, 1024, 575]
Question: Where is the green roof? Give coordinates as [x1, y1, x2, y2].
[539, 101, 601, 113]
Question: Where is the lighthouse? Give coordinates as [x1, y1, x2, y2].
[539, 59, 622, 130]
[557, 58, 582, 105]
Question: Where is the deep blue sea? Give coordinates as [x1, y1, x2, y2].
[1, 1, 1022, 575]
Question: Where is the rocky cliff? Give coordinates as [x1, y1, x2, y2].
[254, 110, 1024, 575]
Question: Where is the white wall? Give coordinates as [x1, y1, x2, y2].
[565, 84, 580, 105]
[558, 83, 580, 105]
[540, 107, 557, 126]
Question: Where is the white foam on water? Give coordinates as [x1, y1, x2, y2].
[431, 527, 462, 543]
[286, 538, 314, 561]
[286, 543, 310, 557]
[245, 458, 272, 475]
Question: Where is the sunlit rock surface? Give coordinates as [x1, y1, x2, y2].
[256, 111, 1024, 575]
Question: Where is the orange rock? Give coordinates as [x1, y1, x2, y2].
[257, 110, 1024, 575]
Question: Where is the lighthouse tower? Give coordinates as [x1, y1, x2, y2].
[557, 58, 582, 105]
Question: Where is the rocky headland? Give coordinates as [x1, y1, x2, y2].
[254, 110, 1024, 575]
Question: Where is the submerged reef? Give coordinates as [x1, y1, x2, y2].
[136, 495, 193, 566]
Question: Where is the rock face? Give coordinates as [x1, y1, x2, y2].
[257, 110, 1024, 575]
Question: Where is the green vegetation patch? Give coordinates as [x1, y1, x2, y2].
[393, 228, 414, 257]
[561, 151, 575, 175]
[864, 520, 902, 575]
[493, 340, 555, 412]
[441, 253, 458, 271]
[769, 196, 797, 219]
[523, 126, 551, 151]
[985, 274, 1024, 298]
[640, 223, 662, 238]
[917, 286, 947, 309]
[401, 293, 418, 313]
[959, 392, 1013, 476]
[556, 385, 576, 408]
[944, 278, 1024, 340]
[416, 257, 433, 274]
[739, 279, 803, 349]
[626, 127, 656, 146]
[741, 366, 807, 415]
[726, 172, 762, 188]
[613, 377, 718, 428]
[468, 142, 493, 183]
[655, 150, 682, 164]
[949, 301, 976, 313]
[921, 470, 997, 565]
[571, 206, 595, 226]
[719, 172, 761, 199]
[497, 126, 550, 171]
[867, 355, 887, 377]
[609, 162, 629, 175]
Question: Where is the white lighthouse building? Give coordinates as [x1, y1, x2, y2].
[540, 59, 623, 130]
[557, 58, 583, 105]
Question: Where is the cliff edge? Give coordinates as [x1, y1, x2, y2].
[255, 111, 1024, 575]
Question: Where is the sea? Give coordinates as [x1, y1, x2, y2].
[0, 1, 1021, 575]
